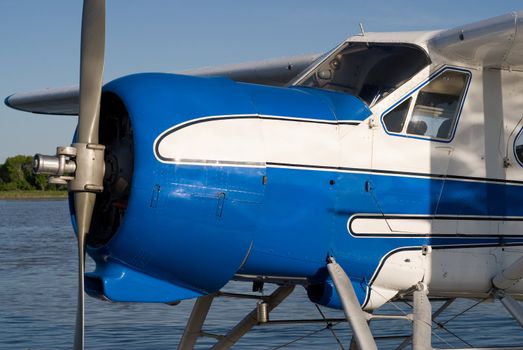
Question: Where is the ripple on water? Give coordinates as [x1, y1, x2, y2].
[2, 200, 523, 349]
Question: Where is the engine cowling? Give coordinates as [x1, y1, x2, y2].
[79, 72, 372, 304]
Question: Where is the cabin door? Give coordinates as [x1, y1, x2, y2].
[366, 69, 473, 236]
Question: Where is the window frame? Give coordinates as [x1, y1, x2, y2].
[290, 42, 431, 106]
[380, 67, 472, 143]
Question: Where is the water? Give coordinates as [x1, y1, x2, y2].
[1, 200, 523, 349]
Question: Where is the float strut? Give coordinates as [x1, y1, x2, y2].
[327, 257, 378, 350]
[499, 294, 523, 329]
[492, 256, 523, 290]
[413, 282, 432, 350]
[210, 285, 295, 350]
[491, 255, 523, 329]
[349, 335, 360, 350]
[177, 294, 215, 350]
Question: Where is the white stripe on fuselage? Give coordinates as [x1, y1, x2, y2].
[154, 114, 343, 169]
[349, 214, 523, 237]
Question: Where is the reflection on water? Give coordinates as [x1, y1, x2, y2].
[1, 200, 523, 349]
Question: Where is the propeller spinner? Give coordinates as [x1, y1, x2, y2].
[32, 1, 106, 349]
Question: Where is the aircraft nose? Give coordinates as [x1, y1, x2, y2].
[80, 73, 262, 302]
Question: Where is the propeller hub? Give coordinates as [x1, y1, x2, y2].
[33, 143, 105, 191]
[33, 147, 77, 178]
[69, 143, 105, 192]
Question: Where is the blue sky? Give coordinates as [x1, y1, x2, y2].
[1, 0, 522, 163]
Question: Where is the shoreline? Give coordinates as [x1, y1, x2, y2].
[0, 191, 68, 200]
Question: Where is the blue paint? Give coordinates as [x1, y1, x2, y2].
[307, 278, 343, 309]
[290, 86, 372, 122]
[240, 83, 336, 120]
[85, 260, 202, 302]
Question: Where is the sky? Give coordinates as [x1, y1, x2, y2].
[0, 0, 522, 163]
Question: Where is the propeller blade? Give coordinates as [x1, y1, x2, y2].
[78, 0, 105, 144]
[73, 192, 96, 350]
[73, 1, 106, 349]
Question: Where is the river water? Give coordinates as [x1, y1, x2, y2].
[1, 200, 523, 349]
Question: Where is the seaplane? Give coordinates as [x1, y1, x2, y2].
[6, 1, 523, 349]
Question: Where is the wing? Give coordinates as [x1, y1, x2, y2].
[5, 53, 320, 116]
[5, 86, 80, 116]
[183, 53, 321, 85]
[428, 11, 523, 70]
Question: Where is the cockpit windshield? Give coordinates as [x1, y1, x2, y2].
[293, 42, 430, 106]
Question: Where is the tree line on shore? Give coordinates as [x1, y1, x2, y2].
[0, 155, 64, 191]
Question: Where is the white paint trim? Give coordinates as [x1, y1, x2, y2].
[153, 114, 345, 168]
[349, 214, 523, 237]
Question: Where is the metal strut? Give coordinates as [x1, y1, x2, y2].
[327, 257, 378, 350]
[396, 298, 455, 350]
[492, 255, 523, 329]
[412, 283, 432, 350]
[211, 285, 294, 350]
[177, 285, 295, 350]
[177, 294, 215, 350]
[499, 293, 523, 329]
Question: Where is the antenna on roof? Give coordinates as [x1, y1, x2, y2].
[359, 22, 366, 36]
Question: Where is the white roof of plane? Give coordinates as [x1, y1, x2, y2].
[346, 31, 440, 47]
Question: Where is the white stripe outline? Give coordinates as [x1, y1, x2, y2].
[153, 113, 361, 166]
[347, 213, 523, 238]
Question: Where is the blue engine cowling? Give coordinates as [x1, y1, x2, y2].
[71, 73, 371, 304]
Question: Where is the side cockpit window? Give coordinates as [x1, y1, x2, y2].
[383, 98, 411, 133]
[382, 69, 470, 142]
